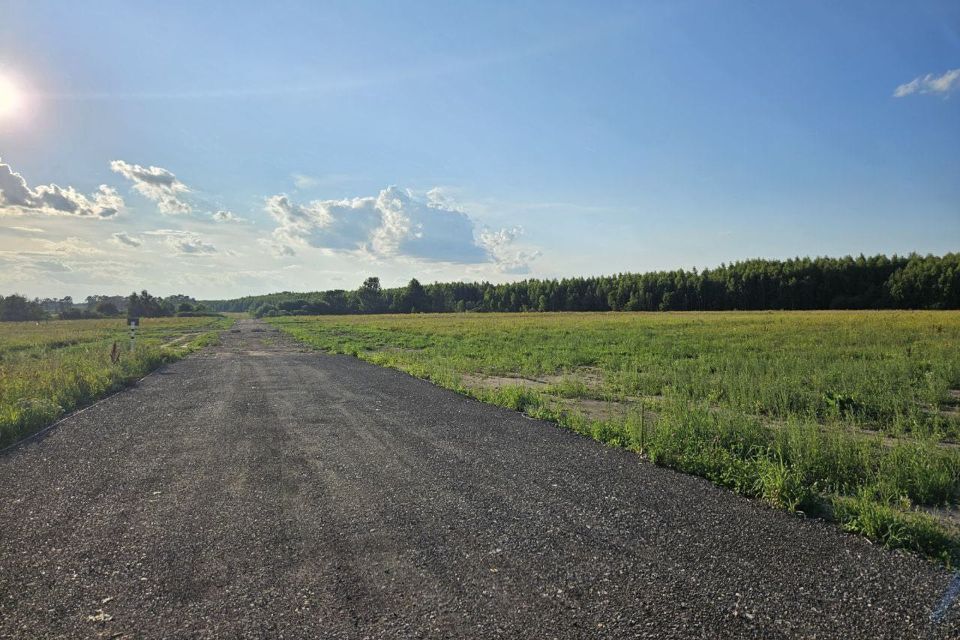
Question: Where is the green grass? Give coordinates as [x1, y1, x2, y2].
[268, 310, 960, 564]
[0, 316, 231, 449]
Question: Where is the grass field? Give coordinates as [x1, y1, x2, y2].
[0, 316, 230, 449]
[269, 311, 960, 564]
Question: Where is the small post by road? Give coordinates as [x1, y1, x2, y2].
[129, 316, 139, 352]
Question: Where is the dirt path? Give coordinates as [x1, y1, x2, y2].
[0, 319, 957, 638]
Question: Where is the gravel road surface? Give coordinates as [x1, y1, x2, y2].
[1, 319, 957, 638]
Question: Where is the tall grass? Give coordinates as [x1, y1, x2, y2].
[269, 311, 960, 564]
[0, 317, 229, 449]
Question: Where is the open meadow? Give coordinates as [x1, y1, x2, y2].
[270, 310, 960, 564]
[0, 316, 230, 449]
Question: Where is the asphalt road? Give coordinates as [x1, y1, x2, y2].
[1, 319, 957, 639]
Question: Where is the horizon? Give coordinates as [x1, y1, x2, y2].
[2, 2, 959, 300]
[3, 250, 955, 303]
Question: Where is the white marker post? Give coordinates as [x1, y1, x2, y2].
[129, 317, 139, 352]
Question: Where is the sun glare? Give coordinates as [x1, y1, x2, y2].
[0, 75, 23, 118]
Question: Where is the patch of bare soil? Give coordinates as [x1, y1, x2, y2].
[919, 389, 960, 420]
[920, 505, 960, 532]
[553, 397, 659, 424]
[460, 370, 659, 424]
[560, 397, 632, 422]
[461, 373, 550, 390]
[461, 367, 606, 392]
[550, 367, 606, 388]
[160, 333, 201, 349]
[939, 389, 960, 418]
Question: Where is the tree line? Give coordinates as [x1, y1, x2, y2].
[5, 253, 955, 322]
[124, 291, 211, 318]
[0, 295, 47, 322]
[202, 253, 960, 317]
[0, 291, 213, 322]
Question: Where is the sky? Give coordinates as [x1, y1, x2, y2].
[0, 1, 958, 300]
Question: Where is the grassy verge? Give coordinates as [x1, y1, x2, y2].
[268, 311, 960, 565]
[0, 316, 231, 449]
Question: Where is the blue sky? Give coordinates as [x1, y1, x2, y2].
[0, 1, 958, 299]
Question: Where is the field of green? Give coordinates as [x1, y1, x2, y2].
[0, 316, 230, 449]
[269, 311, 960, 564]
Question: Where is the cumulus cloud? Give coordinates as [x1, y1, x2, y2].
[894, 68, 960, 97]
[265, 186, 533, 270]
[143, 230, 215, 255]
[374, 187, 487, 261]
[110, 160, 192, 214]
[212, 210, 241, 222]
[425, 187, 465, 212]
[0, 158, 124, 218]
[266, 193, 382, 253]
[111, 231, 143, 247]
[477, 227, 542, 274]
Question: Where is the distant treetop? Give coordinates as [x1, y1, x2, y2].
[201, 253, 960, 317]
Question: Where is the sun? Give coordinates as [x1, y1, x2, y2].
[0, 75, 23, 119]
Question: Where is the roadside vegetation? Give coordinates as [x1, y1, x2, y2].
[270, 311, 960, 565]
[0, 316, 230, 449]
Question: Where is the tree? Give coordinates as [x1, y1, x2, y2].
[127, 290, 167, 318]
[95, 301, 120, 316]
[56, 296, 74, 315]
[0, 294, 46, 322]
[253, 303, 278, 318]
[394, 278, 428, 313]
[357, 277, 385, 313]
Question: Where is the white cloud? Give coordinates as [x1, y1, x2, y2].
[1, 158, 543, 296]
[259, 237, 296, 258]
[30, 260, 73, 273]
[291, 173, 357, 190]
[0, 236, 103, 259]
[110, 160, 192, 214]
[893, 68, 960, 97]
[111, 231, 143, 247]
[212, 210, 242, 222]
[0, 251, 136, 293]
[0, 158, 124, 218]
[265, 193, 382, 254]
[292, 173, 319, 189]
[40, 237, 104, 256]
[264, 186, 535, 271]
[477, 227, 541, 274]
[144, 229, 217, 255]
[425, 187, 465, 212]
[374, 187, 487, 262]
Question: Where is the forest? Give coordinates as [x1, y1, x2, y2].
[204, 252, 960, 317]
